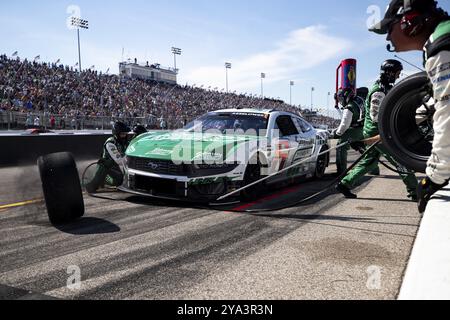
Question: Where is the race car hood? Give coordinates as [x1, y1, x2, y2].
[126, 130, 262, 162]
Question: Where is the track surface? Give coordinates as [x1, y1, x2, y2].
[0, 153, 423, 300]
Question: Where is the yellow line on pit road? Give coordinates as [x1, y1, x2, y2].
[0, 199, 44, 210]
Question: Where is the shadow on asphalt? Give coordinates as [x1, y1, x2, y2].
[56, 217, 121, 235]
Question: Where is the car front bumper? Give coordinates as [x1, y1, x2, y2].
[122, 169, 243, 203]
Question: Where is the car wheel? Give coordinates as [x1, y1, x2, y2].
[241, 156, 267, 201]
[38, 152, 85, 225]
[314, 146, 329, 179]
[379, 71, 433, 173]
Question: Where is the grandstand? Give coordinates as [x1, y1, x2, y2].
[0, 54, 339, 130]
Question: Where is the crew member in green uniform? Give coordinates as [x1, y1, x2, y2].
[369, 0, 450, 213]
[85, 121, 130, 194]
[331, 88, 379, 175]
[336, 60, 418, 200]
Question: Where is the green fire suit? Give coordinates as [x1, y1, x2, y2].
[85, 137, 127, 193]
[335, 100, 364, 175]
[340, 80, 418, 197]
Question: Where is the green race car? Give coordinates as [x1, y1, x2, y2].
[120, 109, 330, 203]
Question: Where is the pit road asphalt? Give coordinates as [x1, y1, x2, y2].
[0, 152, 423, 300]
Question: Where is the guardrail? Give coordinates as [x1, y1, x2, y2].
[399, 186, 450, 300]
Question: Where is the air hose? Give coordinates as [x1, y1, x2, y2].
[237, 141, 381, 213]
[203, 141, 381, 213]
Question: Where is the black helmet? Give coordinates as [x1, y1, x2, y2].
[113, 121, 130, 140]
[380, 59, 403, 84]
[369, 0, 438, 35]
[337, 88, 356, 107]
[133, 124, 147, 137]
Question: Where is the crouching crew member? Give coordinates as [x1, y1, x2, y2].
[85, 121, 130, 194]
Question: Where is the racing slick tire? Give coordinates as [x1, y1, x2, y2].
[379, 71, 433, 173]
[241, 155, 268, 201]
[314, 146, 329, 179]
[38, 152, 85, 225]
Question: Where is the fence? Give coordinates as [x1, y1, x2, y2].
[0, 111, 162, 131]
[0, 110, 340, 132]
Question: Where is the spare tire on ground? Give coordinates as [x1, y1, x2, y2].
[38, 152, 85, 225]
[379, 71, 434, 173]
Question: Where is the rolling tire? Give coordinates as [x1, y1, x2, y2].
[314, 146, 329, 179]
[38, 152, 85, 225]
[379, 71, 433, 173]
[241, 156, 267, 201]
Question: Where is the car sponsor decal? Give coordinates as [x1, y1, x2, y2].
[229, 112, 269, 118]
[275, 141, 291, 171]
[188, 176, 240, 186]
[145, 148, 173, 156]
[293, 148, 313, 163]
[192, 151, 224, 162]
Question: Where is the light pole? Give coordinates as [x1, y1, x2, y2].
[225, 62, 232, 93]
[71, 17, 89, 73]
[327, 92, 331, 116]
[290, 81, 295, 105]
[261, 73, 266, 98]
[311, 87, 315, 110]
[171, 47, 182, 74]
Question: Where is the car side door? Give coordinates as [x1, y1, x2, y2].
[270, 115, 300, 183]
[291, 117, 316, 174]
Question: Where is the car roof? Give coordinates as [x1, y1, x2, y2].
[214, 108, 273, 114]
[212, 108, 303, 119]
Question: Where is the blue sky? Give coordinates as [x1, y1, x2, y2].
[2, 0, 450, 112]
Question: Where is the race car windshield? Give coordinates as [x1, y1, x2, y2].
[183, 113, 269, 136]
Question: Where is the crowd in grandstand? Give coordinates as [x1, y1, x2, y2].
[0, 54, 339, 129]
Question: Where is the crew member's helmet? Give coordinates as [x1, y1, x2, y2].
[369, 0, 439, 35]
[337, 88, 356, 108]
[133, 125, 147, 137]
[113, 121, 131, 142]
[380, 59, 403, 85]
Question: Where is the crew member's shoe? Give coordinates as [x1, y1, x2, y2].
[407, 193, 418, 202]
[336, 183, 357, 199]
[84, 182, 98, 194]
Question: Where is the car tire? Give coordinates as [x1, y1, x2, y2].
[314, 145, 329, 179]
[379, 71, 433, 173]
[38, 152, 85, 225]
[241, 155, 267, 201]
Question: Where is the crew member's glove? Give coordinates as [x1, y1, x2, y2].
[329, 129, 340, 140]
[417, 177, 448, 214]
[350, 141, 365, 153]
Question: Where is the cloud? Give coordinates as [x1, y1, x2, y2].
[183, 25, 353, 91]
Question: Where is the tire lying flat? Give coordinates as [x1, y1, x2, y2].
[38, 152, 85, 225]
